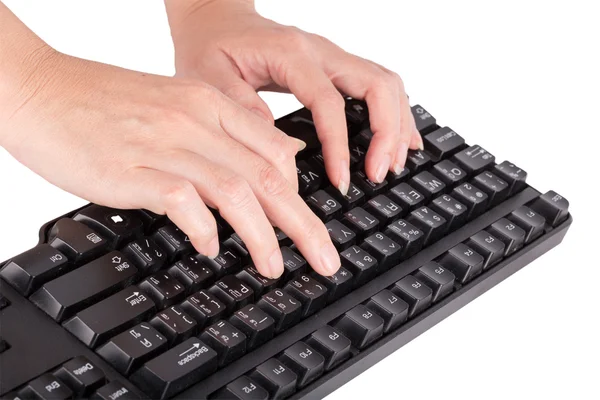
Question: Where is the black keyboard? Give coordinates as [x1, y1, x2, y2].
[0, 100, 572, 399]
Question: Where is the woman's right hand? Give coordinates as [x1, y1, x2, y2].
[0, 47, 341, 279]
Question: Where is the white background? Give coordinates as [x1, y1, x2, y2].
[1, 1, 599, 399]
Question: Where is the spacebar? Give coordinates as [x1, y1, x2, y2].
[179, 187, 540, 399]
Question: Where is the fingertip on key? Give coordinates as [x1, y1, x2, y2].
[267, 248, 284, 279]
[207, 236, 220, 259]
[319, 243, 341, 276]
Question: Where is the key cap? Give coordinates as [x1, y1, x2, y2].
[74, 205, 144, 248]
[92, 381, 141, 400]
[439, 244, 484, 284]
[407, 206, 448, 246]
[508, 206, 546, 243]
[474, 171, 509, 206]
[122, 237, 167, 273]
[48, 219, 108, 264]
[150, 305, 198, 345]
[139, 272, 185, 309]
[213, 376, 269, 400]
[365, 289, 409, 333]
[343, 207, 380, 237]
[136, 209, 167, 232]
[529, 190, 570, 227]
[296, 160, 322, 195]
[209, 275, 254, 313]
[200, 320, 247, 366]
[0, 296, 9, 310]
[353, 126, 374, 149]
[494, 161, 528, 195]
[180, 290, 226, 327]
[54, 356, 106, 396]
[229, 305, 275, 350]
[390, 276, 433, 318]
[345, 99, 369, 125]
[340, 245, 378, 287]
[414, 261, 455, 303]
[18, 374, 73, 400]
[168, 255, 215, 293]
[333, 305, 384, 349]
[352, 171, 388, 197]
[432, 159, 468, 186]
[274, 228, 292, 247]
[364, 194, 403, 225]
[306, 190, 343, 221]
[0, 245, 69, 296]
[452, 182, 489, 219]
[465, 231, 506, 270]
[424, 126, 466, 161]
[388, 182, 426, 211]
[314, 267, 353, 303]
[430, 194, 468, 231]
[405, 150, 432, 173]
[361, 232, 402, 271]
[96, 322, 167, 375]
[257, 289, 302, 332]
[488, 218, 527, 256]
[411, 104, 437, 134]
[452, 145, 495, 175]
[0, 337, 9, 353]
[63, 286, 156, 348]
[130, 338, 218, 399]
[201, 243, 242, 278]
[349, 142, 367, 169]
[223, 233, 250, 264]
[152, 224, 193, 262]
[326, 182, 366, 210]
[280, 246, 307, 281]
[410, 171, 446, 200]
[236, 266, 279, 299]
[386, 167, 410, 184]
[250, 359, 297, 400]
[279, 342, 325, 387]
[306, 326, 351, 371]
[284, 274, 328, 317]
[325, 219, 357, 250]
[277, 117, 318, 149]
[384, 219, 425, 258]
[30, 251, 138, 321]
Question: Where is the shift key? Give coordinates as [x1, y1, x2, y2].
[131, 338, 218, 400]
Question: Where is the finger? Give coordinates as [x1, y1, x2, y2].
[110, 167, 220, 258]
[152, 150, 284, 279]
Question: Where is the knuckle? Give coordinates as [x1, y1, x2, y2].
[302, 215, 328, 242]
[188, 218, 218, 242]
[258, 164, 288, 198]
[318, 89, 345, 109]
[283, 29, 312, 52]
[219, 175, 254, 209]
[160, 180, 197, 211]
[270, 132, 297, 165]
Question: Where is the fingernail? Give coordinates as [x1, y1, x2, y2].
[251, 107, 271, 122]
[393, 142, 409, 173]
[416, 134, 424, 151]
[319, 243, 340, 276]
[267, 248, 284, 279]
[376, 154, 392, 183]
[207, 236, 220, 259]
[290, 138, 307, 152]
[338, 160, 350, 196]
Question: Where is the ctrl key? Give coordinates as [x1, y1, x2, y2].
[18, 374, 73, 400]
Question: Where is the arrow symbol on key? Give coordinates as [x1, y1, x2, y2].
[179, 343, 200, 357]
[125, 292, 139, 302]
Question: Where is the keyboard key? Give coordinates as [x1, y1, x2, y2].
[345, 99, 369, 125]
[530, 190, 570, 227]
[365, 289, 409, 333]
[213, 376, 269, 400]
[18, 374, 73, 400]
[209, 275, 254, 313]
[407, 206, 448, 246]
[201, 243, 242, 278]
[92, 381, 141, 400]
[326, 182, 366, 210]
[0, 244, 69, 296]
[432, 159, 468, 186]
[136, 209, 167, 232]
[390, 276, 433, 318]
[279, 342, 325, 387]
[411, 104, 437, 134]
[386, 167, 410, 184]
[388, 182, 426, 211]
[73, 205, 144, 248]
[257, 289, 302, 332]
[296, 160, 322, 195]
[314, 267, 353, 303]
[150, 305, 198, 345]
[494, 161, 528, 195]
[96, 322, 167, 375]
[306, 326, 351, 371]
[139, 272, 185, 309]
[0, 337, 9, 354]
[130, 338, 218, 399]
[63, 286, 156, 348]
[349, 142, 367, 168]
[224, 232, 250, 262]
[47, 218, 108, 264]
[284, 274, 328, 317]
[325, 219, 357, 250]
[452, 145, 495, 175]
[508, 206, 546, 243]
[424, 126, 466, 161]
[414, 261, 455, 303]
[180, 290, 226, 327]
[353, 126, 374, 149]
[488, 218, 527, 256]
[439, 244, 484, 284]
[306, 190, 343, 221]
[274, 228, 292, 247]
[152, 224, 194, 261]
[384, 219, 425, 258]
[343, 207, 380, 237]
[364, 194, 403, 225]
[200, 320, 247, 367]
[122, 237, 167, 273]
[236, 266, 279, 299]
[54, 356, 106, 396]
[340, 245, 378, 287]
[465, 231, 506, 270]
[229, 305, 275, 350]
[405, 150, 432, 173]
[473, 171, 509, 206]
[452, 182, 489, 219]
[280, 246, 307, 280]
[410, 171, 446, 200]
[168, 255, 215, 293]
[430, 194, 468, 231]
[30, 251, 137, 321]
[361, 232, 402, 271]
[249, 358, 297, 400]
[333, 305, 384, 349]
[0, 295, 9, 310]
[352, 171, 388, 197]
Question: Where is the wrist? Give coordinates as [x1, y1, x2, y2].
[165, 0, 255, 34]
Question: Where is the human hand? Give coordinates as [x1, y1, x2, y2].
[165, 0, 423, 194]
[0, 47, 340, 278]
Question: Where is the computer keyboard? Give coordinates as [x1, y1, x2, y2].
[0, 99, 572, 399]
